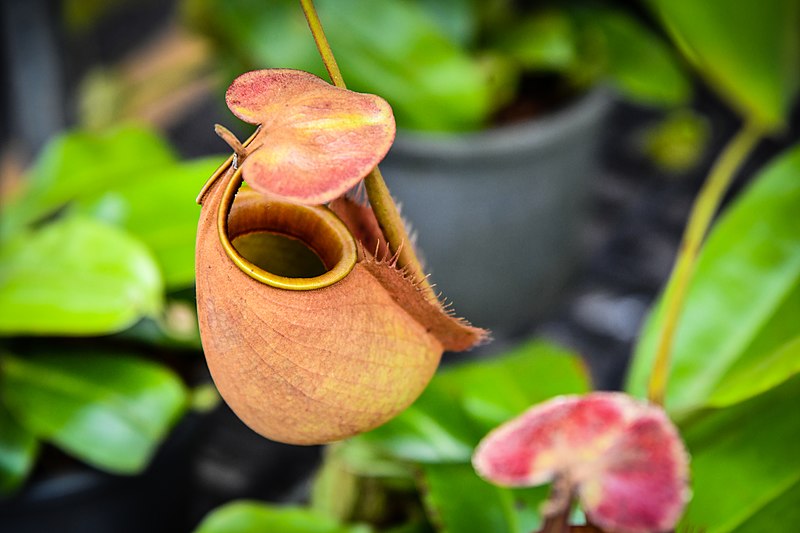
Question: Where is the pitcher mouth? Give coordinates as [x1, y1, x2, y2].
[217, 166, 357, 290]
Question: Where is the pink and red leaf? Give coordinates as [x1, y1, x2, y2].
[225, 69, 395, 204]
[473, 392, 690, 533]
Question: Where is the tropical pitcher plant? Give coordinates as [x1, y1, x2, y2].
[194, 61, 486, 443]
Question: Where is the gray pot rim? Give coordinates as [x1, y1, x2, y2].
[389, 85, 615, 159]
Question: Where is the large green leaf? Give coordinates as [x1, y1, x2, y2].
[76, 157, 222, 288]
[0, 403, 38, 495]
[0, 353, 186, 474]
[420, 463, 517, 533]
[358, 340, 590, 463]
[731, 477, 800, 532]
[707, 336, 800, 408]
[2, 125, 176, 234]
[195, 501, 370, 533]
[627, 144, 800, 415]
[583, 8, 691, 107]
[679, 374, 800, 532]
[648, 0, 800, 128]
[0, 216, 163, 335]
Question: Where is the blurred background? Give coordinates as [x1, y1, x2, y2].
[0, 0, 798, 532]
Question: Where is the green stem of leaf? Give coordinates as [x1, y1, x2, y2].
[647, 121, 764, 406]
[298, 0, 345, 89]
[299, 0, 435, 299]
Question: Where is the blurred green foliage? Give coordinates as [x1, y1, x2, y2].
[0, 216, 162, 335]
[679, 375, 800, 532]
[627, 143, 800, 530]
[641, 109, 710, 174]
[0, 125, 223, 494]
[3, 127, 174, 233]
[0, 405, 37, 495]
[183, 0, 691, 132]
[628, 144, 800, 416]
[647, 0, 800, 130]
[3, 126, 220, 289]
[1, 352, 186, 473]
[195, 502, 372, 533]
[578, 7, 690, 107]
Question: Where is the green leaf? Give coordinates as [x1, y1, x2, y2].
[512, 486, 551, 533]
[3, 125, 176, 234]
[421, 463, 550, 533]
[0, 403, 38, 495]
[76, 157, 222, 288]
[0, 352, 187, 474]
[319, 439, 415, 482]
[679, 375, 800, 532]
[719, 278, 800, 391]
[195, 501, 370, 533]
[0, 216, 163, 335]
[438, 340, 590, 430]
[731, 477, 800, 532]
[493, 11, 579, 73]
[358, 384, 479, 463]
[707, 336, 800, 408]
[581, 7, 691, 107]
[358, 340, 590, 463]
[648, 0, 800, 128]
[627, 144, 800, 415]
[420, 463, 517, 533]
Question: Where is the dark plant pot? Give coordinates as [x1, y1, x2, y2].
[380, 87, 614, 339]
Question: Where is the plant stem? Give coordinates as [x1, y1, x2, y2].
[299, 0, 435, 299]
[299, 0, 345, 88]
[647, 121, 763, 405]
[540, 476, 574, 533]
[361, 167, 432, 287]
[540, 511, 570, 533]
